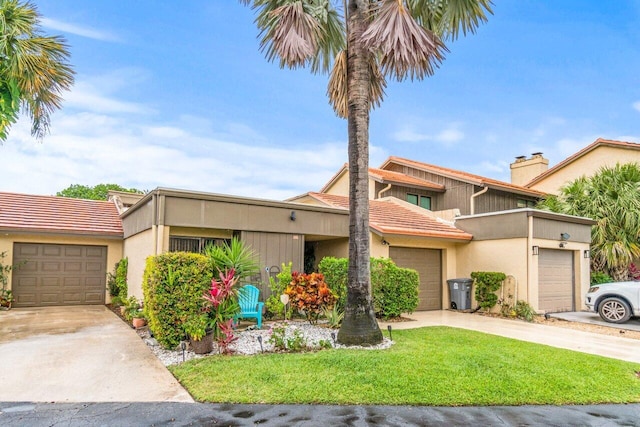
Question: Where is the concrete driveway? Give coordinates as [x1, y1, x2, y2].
[0, 306, 193, 402]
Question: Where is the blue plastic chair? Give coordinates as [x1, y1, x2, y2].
[234, 285, 264, 329]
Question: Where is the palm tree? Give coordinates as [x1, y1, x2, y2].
[538, 163, 640, 281]
[242, 0, 492, 345]
[0, 0, 74, 141]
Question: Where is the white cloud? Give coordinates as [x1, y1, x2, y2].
[392, 124, 464, 146]
[633, 101, 640, 112]
[0, 111, 347, 200]
[40, 17, 120, 42]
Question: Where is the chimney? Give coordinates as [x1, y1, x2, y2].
[510, 152, 549, 186]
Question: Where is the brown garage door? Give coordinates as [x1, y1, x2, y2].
[538, 249, 574, 312]
[389, 247, 442, 311]
[12, 243, 107, 307]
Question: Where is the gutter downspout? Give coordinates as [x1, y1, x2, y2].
[470, 186, 488, 215]
[527, 213, 534, 306]
[377, 183, 392, 199]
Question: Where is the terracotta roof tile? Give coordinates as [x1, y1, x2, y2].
[308, 192, 472, 241]
[369, 168, 445, 191]
[0, 192, 123, 237]
[525, 138, 640, 186]
[382, 156, 546, 197]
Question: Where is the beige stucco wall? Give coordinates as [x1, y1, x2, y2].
[456, 238, 528, 309]
[531, 146, 640, 194]
[123, 229, 155, 299]
[314, 238, 348, 268]
[323, 170, 376, 199]
[0, 233, 122, 301]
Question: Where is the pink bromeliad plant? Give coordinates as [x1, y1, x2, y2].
[203, 268, 240, 354]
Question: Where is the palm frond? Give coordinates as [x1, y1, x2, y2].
[327, 50, 386, 118]
[406, 0, 493, 40]
[362, 0, 447, 81]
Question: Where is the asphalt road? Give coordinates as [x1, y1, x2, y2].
[2, 402, 640, 426]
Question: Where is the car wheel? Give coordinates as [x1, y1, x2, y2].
[598, 297, 632, 323]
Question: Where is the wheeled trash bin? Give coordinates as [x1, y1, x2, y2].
[447, 278, 473, 310]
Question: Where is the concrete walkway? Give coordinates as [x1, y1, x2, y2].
[549, 310, 640, 332]
[0, 306, 193, 402]
[378, 310, 640, 364]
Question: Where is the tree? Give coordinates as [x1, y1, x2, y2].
[57, 184, 144, 201]
[242, 0, 492, 345]
[538, 163, 640, 281]
[0, 0, 74, 141]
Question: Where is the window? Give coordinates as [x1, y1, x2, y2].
[517, 199, 537, 208]
[169, 237, 229, 253]
[407, 193, 432, 210]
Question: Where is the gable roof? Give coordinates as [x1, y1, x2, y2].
[381, 156, 545, 197]
[0, 192, 123, 237]
[525, 138, 640, 187]
[319, 164, 445, 193]
[306, 192, 472, 241]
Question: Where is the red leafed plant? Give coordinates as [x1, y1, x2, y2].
[629, 263, 640, 281]
[203, 269, 240, 354]
[285, 272, 336, 325]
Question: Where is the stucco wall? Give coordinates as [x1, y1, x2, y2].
[314, 238, 348, 268]
[531, 146, 640, 194]
[123, 229, 154, 299]
[456, 238, 528, 309]
[0, 233, 122, 301]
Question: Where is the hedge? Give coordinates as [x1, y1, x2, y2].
[319, 257, 419, 319]
[142, 252, 213, 349]
[471, 271, 506, 310]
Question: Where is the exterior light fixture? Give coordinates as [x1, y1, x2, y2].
[180, 341, 186, 362]
[257, 335, 264, 353]
[532, 246, 539, 255]
[290, 211, 296, 221]
[381, 239, 390, 246]
[560, 232, 570, 241]
[559, 242, 567, 248]
[584, 250, 590, 259]
[331, 332, 336, 345]
[387, 325, 393, 341]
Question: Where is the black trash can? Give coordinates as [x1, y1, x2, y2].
[447, 278, 473, 310]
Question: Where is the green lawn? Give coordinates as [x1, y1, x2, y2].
[169, 326, 640, 405]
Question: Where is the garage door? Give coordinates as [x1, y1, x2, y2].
[389, 247, 442, 311]
[538, 249, 574, 312]
[12, 243, 107, 307]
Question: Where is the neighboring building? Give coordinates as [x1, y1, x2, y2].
[512, 138, 640, 194]
[0, 192, 123, 307]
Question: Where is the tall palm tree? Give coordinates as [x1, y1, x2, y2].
[538, 163, 640, 281]
[0, 0, 74, 141]
[242, 0, 492, 345]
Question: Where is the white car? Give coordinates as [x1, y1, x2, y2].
[585, 281, 640, 323]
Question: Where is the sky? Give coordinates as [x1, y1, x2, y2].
[2, 1, 640, 200]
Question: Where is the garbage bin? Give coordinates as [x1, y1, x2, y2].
[447, 278, 473, 310]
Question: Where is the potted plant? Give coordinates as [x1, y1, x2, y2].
[123, 296, 146, 328]
[131, 311, 147, 329]
[184, 314, 213, 354]
[0, 288, 13, 310]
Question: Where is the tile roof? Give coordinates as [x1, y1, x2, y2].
[369, 168, 445, 191]
[381, 156, 546, 197]
[307, 192, 472, 241]
[525, 138, 640, 187]
[0, 192, 123, 237]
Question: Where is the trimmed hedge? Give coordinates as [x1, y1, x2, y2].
[142, 252, 213, 349]
[319, 257, 419, 319]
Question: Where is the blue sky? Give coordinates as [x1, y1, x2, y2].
[2, 1, 640, 199]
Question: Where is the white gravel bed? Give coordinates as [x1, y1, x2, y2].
[137, 321, 394, 366]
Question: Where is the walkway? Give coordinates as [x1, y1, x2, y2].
[378, 310, 640, 364]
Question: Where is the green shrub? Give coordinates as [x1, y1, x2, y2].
[107, 258, 128, 299]
[371, 258, 419, 319]
[318, 257, 348, 310]
[515, 300, 536, 322]
[590, 271, 613, 286]
[265, 262, 293, 319]
[142, 252, 213, 349]
[319, 256, 419, 320]
[471, 271, 506, 310]
[204, 237, 260, 282]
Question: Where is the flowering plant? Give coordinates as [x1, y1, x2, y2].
[285, 272, 336, 325]
[203, 268, 240, 354]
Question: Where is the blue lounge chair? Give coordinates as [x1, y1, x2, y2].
[234, 284, 264, 329]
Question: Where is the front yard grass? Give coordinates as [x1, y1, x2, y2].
[169, 326, 640, 405]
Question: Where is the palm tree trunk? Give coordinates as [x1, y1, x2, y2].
[337, 0, 383, 346]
